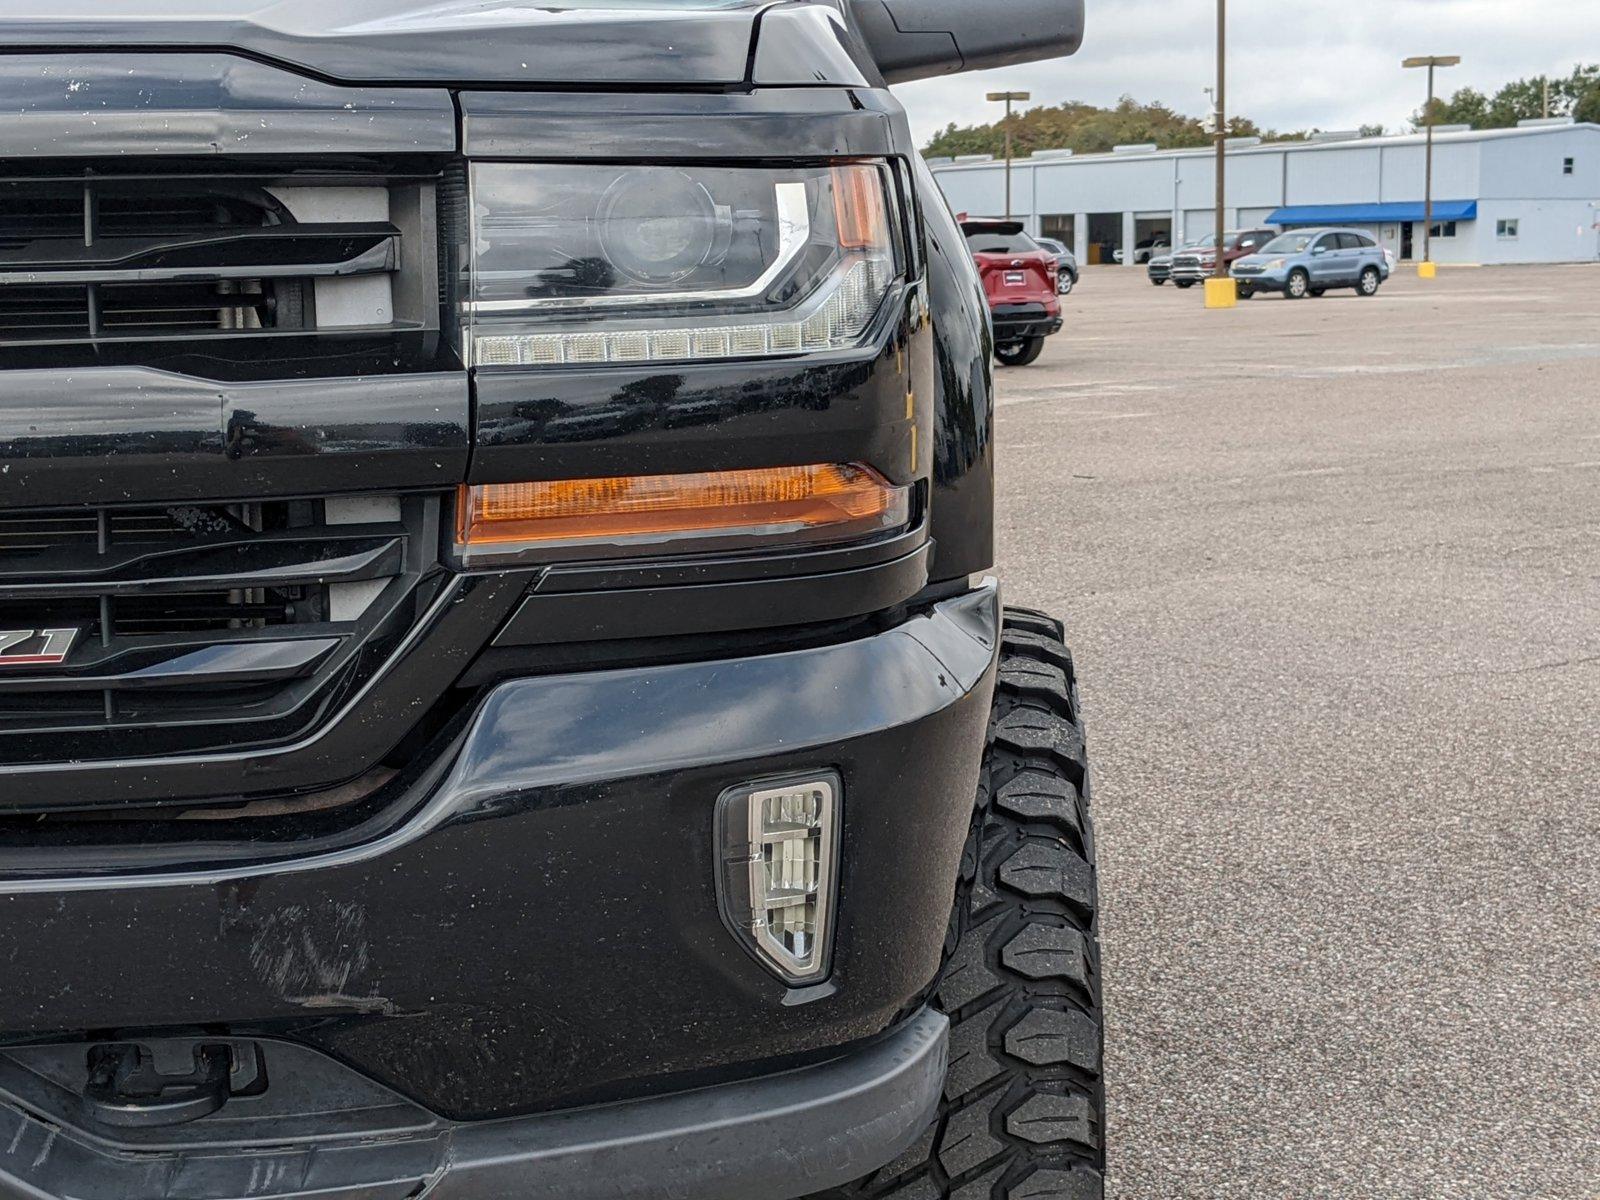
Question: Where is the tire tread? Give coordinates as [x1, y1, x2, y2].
[813, 609, 1104, 1200]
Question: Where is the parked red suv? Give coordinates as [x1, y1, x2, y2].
[960, 219, 1063, 366]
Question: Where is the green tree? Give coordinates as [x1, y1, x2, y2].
[1576, 87, 1600, 125]
[923, 96, 1299, 159]
[1415, 65, 1600, 130]
[1418, 87, 1490, 128]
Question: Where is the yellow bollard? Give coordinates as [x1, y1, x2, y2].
[1418, 261, 1438, 279]
[1204, 277, 1237, 309]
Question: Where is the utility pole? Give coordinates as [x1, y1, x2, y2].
[1213, 0, 1227, 279]
[1403, 55, 1461, 274]
[987, 91, 1031, 221]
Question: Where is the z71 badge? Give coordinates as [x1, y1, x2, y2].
[0, 628, 80, 666]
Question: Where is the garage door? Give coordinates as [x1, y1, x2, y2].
[1182, 209, 1216, 241]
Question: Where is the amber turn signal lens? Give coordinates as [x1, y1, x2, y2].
[832, 164, 891, 254]
[456, 464, 910, 563]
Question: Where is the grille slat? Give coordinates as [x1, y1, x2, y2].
[0, 181, 284, 343]
[0, 509, 184, 551]
[0, 496, 424, 750]
[0, 178, 397, 347]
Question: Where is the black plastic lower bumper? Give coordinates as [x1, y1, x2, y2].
[991, 303, 1062, 343]
[0, 1009, 948, 1200]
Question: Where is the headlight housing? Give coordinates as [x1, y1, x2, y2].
[466, 161, 900, 368]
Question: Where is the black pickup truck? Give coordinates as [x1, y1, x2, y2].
[0, 4, 1102, 1199]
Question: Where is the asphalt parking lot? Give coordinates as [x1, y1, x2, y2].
[993, 264, 1600, 1199]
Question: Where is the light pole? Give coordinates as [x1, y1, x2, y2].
[1212, 0, 1227, 280]
[1403, 55, 1461, 274]
[987, 90, 1031, 221]
[1202, 0, 1235, 307]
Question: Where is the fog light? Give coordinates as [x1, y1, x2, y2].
[716, 774, 840, 985]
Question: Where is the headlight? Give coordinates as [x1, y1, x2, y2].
[1266, 258, 1286, 271]
[466, 162, 900, 368]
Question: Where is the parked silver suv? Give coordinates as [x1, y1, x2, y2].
[1230, 227, 1392, 299]
[1036, 236, 1080, 294]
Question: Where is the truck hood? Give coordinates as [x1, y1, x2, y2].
[0, 0, 770, 86]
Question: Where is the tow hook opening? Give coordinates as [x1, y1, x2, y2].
[83, 1041, 267, 1129]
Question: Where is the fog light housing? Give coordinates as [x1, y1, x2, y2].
[716, 774, 840, 985]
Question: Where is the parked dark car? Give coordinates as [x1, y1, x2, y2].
[1231, 227, 1392, 298]
[0, 4, 1103, 1200]
[962, 219, 1065, 366]
[1036, 235, 1081, 294]
[1169, 228, 1277, 287]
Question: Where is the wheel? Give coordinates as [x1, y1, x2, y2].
[1058, 274, 1075, 297]
[1149, 277, 1165, 287]
[1174, 280, 1195, 290]
[995, 338, 1047, 368]
[1237, 285, 1255, 300]
[1358, 266, 1381, 296]
[1285, 269, 1310, 299]
[816, 609, 1104, 1200]
[1308, 287, 1326, 298]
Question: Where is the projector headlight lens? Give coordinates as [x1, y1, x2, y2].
[466, 161, 899, 367]
[597, 168, 729, 286]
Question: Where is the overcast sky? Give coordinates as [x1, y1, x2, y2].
[891, 0, 1600, 147]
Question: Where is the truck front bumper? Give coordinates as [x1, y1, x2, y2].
[0, 584, 1000, 1196]
[0, 1008, 946, 1200]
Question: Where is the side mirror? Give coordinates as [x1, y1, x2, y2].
[1311, 245, 1328, 255]
[849, 0, 1086, 84]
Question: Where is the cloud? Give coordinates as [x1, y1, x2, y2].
[892, 0, 1600, 146]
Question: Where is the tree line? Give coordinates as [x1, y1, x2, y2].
[923, 96, 1300, 159]
[1421, 64, 1600, 128]
[925, 65, 1600, 159]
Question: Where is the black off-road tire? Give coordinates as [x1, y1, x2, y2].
[817, 608, 1104, 1200]
[995, 338, 1047, 368]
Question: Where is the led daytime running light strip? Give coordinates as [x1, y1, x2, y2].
[472, 255, 892, 368]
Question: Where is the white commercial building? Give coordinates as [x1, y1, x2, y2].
[929, 121, 1600, 268]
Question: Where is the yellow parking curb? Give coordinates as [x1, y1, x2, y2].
[1417, 261, 1438, 279]
[1204, 277, 1237, 309]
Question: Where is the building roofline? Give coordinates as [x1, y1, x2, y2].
[927, 121, 1600, 173]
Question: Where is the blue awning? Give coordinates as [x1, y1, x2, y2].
[1264, 200, 1477, 226]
